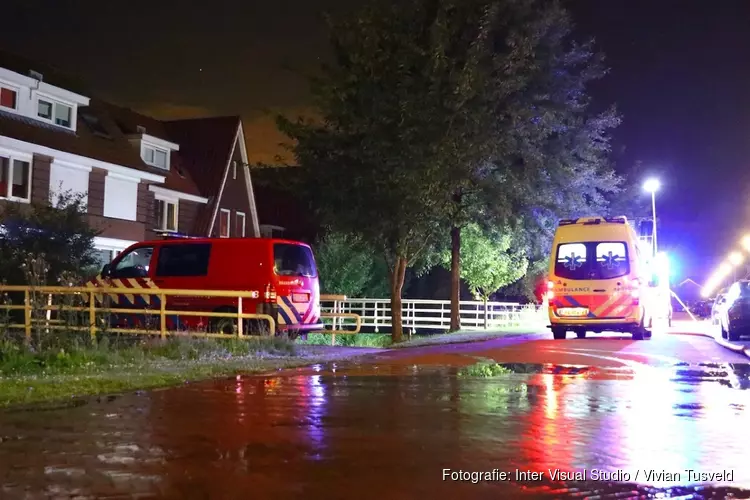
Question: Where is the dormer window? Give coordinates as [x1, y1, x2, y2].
[36, 97, 73, 128]
[143, 145, 169, 169]
[0, 85, 17, 110]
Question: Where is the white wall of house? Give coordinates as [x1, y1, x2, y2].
[103, 173, 138, 221]
[49, 159, 90, 207]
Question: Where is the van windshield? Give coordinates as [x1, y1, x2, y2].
[274, 243, 317, 277]
[555, 241, 629, 280]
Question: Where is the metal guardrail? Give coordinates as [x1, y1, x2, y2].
[0, 286, 363, 343]
[0, 285, 277, 340]
[319, 296, 545, 334]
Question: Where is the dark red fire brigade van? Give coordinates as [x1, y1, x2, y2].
[88, 237, 323, 338]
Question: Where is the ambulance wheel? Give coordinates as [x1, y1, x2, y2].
[575, 329, 586, 339]
[552, 328, 566, 340]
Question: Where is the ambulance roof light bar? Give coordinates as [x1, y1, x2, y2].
[558, 216, 628, 227]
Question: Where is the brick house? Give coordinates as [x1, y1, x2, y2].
[0, 53, 260, 270]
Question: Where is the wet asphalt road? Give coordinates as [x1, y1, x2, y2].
[2, 330, 750, 499]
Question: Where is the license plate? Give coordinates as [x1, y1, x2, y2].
[558, 307, 589, 317]
[292, 293, 309, 303]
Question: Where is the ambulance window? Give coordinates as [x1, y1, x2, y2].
[555, 243, 588, 280]
[155, 243, 212, 277]
[594, 242, 629, 279]
[113, 246, 154, 278]
[274, 244, 317, 277]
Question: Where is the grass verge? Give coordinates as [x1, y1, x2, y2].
[0, 336, 369, 408]
[297, 332, 393, 348]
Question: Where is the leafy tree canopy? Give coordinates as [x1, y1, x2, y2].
[441, 223, 527, 300]
[314, 230, 390, 298]
[0, 191, 98, 286]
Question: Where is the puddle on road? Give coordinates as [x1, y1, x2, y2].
[2, 363, 750, 499]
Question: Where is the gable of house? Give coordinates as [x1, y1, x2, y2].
[164, 117, 259, 238]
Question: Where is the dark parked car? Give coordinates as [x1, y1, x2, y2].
[717, 283, 750, 341]
[690, 299, 714, 319]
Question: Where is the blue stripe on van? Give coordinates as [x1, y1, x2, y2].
[277, 307, 294, 326]
[281, 296, 303, 323]
[564, 295, 584, 308]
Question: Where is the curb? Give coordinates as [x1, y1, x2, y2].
[390, 330, 541, 350]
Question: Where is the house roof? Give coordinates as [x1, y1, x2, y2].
[0, 50, 247, 233]
[163, 116, 240, 198]
[0, 100, 165, 178]
[163, 116, 242, 235]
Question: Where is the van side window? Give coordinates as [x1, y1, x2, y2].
[273, 243, 317, 277]
[595, 242, 629, 279]
[555, 243, 588, 280]
[155, 243, 212, 277]
[112, 246, 154, 278]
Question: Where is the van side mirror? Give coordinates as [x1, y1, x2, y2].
[101, 263, 111, 278]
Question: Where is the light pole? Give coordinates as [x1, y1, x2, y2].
[643, 178, 661, 257]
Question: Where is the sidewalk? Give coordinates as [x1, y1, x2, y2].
[670, 314, 750, 358]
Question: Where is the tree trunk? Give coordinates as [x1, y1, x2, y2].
[450, 225, 461, 332]
[389, 256, 408, 343]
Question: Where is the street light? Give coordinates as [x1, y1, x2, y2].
[643, 178, 660, 257]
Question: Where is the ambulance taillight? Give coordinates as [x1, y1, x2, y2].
[546, 280, 555, 301]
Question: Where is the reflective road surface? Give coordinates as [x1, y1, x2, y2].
[2, 331, 750, 499]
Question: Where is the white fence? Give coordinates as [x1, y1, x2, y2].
[320, 297, 546, 334]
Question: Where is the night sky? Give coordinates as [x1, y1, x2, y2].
[2, 0, 750, 282]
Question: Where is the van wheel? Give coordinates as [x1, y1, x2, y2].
[209, 307, 238, 335]
[552, 328, 566, 340]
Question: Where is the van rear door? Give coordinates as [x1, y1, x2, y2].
[553, 241, 634, 319]
[272, 242, 321, 329]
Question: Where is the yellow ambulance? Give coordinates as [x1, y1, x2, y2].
[546, 216, 664, 340]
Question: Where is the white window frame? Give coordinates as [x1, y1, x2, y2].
[154, 197, 179, 232]
[35, 93, 76, 130]
[141, 144, 170, 170]
[0, 152, 33, 203]
[235, 211, 246, 237]
[0, 82, 19, 112]
[219, 209, 231, 238]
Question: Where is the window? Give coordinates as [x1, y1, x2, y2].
[154, 198, 178, 232]
[219, 209, 230, 238]
[155, 243, 212, 277]
[0, 86, 17, 110]
[554, 243, 588, 280]
[0, 156, 31, 201]
[235, 211, 246, 237]
[594, 242, 629, 279]
[232, 161, 237, 180]
[274, 243, 317, 277]
[37, 98, 73, 128]
[554, 241, 630, 281]
[112, 246, 154, 278]
[142, 145, 169, 169]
